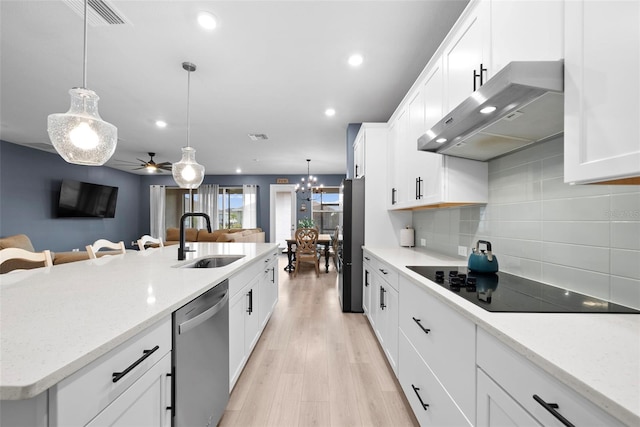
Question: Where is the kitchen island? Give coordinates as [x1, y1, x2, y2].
[363, 246, 639, 427]
[0, 242, 278, 407]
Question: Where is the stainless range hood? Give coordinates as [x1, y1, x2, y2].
[418, 61, 564, 161]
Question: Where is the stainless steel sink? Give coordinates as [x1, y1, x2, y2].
[180, 255, 245, 268]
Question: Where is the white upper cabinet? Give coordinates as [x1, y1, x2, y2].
[423, 57, 444, 131]
[353, 130, 365, 179]
[443, 0, 491, 112]
[491, 0, 564, 72]
[564, 0, 640, 184]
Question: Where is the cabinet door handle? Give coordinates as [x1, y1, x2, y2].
[533, 395, 575, 427]
[412, 317, 431, 334]
[365, 270, 369, 287]
[392, 188, 397, 205]
[479, 63, 487, 86]
[271, 267, 275, 283]
[380, 286, 386, 310]
[411, 384, 429, 411]
[473, 67, 480, 91]
[355, 164, 359, 178]
[474, 63, 488, 90]
[112, 345, 159, 383]
[417, 177, 423, 200]
[247, 289, 253, 315]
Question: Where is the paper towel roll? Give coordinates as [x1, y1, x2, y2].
[400, 228, 414, 247]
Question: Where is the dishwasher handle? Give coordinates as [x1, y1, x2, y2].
[178, 291, 229, 335]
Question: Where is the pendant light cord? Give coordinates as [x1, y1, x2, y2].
[82, 0, 88, 89]
[186, 67, 191, 148]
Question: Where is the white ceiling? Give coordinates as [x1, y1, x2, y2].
[0, 0, 468, 175]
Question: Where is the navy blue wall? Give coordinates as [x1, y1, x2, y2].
[138, 173, 346, 242]
[0, 141, 144, 251]
[1, 141, 346, 249]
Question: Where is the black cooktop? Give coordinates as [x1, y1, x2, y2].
[406, 266, 640, 313]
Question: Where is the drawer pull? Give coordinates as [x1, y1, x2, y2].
[379, 268, 388, 275]
[412, 317, 431, 334]
[411, 384, 429, 411]
[112, 345, 160, 383]
[533, 394, 575, 427]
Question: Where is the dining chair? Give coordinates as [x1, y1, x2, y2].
[294, 227, 320, 277]
[0, 247, 53, 273]
[329, 226, 341, 272]
[86, 239, 126, 259]
[137, 235, 164, 251]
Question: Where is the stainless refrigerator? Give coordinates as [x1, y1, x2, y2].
[338, 178, 365, 312]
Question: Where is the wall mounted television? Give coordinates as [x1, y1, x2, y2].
[57, 179, 119, 218]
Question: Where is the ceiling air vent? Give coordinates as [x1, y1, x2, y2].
[248, 133, 269, 141]
[64, 0, 128, 26]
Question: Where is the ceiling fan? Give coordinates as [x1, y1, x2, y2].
[133, 152, 172, 173]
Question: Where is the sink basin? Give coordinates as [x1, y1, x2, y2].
[181, 255, 245, 268]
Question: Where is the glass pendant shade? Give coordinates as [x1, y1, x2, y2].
[172, 146, 205, 189]
[47, 88, 117, 166]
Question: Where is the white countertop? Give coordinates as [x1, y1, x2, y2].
[0, 242, 278, 400]
[364, 246, 640, 427]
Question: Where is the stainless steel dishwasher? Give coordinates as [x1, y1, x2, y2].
[172, 280, 229, 427]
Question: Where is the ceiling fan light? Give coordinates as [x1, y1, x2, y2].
[172, 146, 204, 188]
[48, 88, 117, 166]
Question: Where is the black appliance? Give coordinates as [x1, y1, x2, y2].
[338, 178, 365, 312]
[406, 266, 640, 313]
[57, 179, 118, 218]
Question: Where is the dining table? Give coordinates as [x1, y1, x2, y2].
[284, 234, 332, 273]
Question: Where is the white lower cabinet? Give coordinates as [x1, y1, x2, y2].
[86, 353, 172, 427]
[399, 275, 476, 423]
[368, 254, 399, 376]
[477, 369, 541, 427]
[399, 332, 472, 426]
[259, 250, 279, 329]
[477, 328, 625, 427]
[50, 317, 172, 427]
[229, 252, 279, 390]
[362, 254, 372, 320]
[229, 276, 260, 389]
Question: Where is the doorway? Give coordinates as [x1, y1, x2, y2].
[270, 184, 296, 249]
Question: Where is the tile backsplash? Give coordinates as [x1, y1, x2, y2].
[413, 137, 640, 309]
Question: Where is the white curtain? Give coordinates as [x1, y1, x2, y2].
[149, 185, 166, 239]
[197, 184, 219, 230]
[242, 184, 258, 229]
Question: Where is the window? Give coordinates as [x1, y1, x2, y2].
[312, 187, 341, 235]
[218, 187, 243, 229]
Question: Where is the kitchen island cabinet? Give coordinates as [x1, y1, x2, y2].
[362, 246, 640, 427]
[0, 242, 279, 425]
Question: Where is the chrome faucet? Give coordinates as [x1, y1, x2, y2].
[178, 212, 212, 260]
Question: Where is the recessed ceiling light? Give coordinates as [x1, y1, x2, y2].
[325, 108, 336, 117]
[480, 106, 497, 114]
[436, 138, 447, 143]
[236, 168, 242, 174]
[197, 12, 217, 30]
[155, 120, 167, 128]
[348, 54, 363, 67]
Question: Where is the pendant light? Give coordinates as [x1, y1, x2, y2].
[172, 62, 205, 189]
[47, 0, 117, 166]
[295, 159, 323, 201]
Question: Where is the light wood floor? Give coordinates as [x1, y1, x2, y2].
[219, 255, 418, 427]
